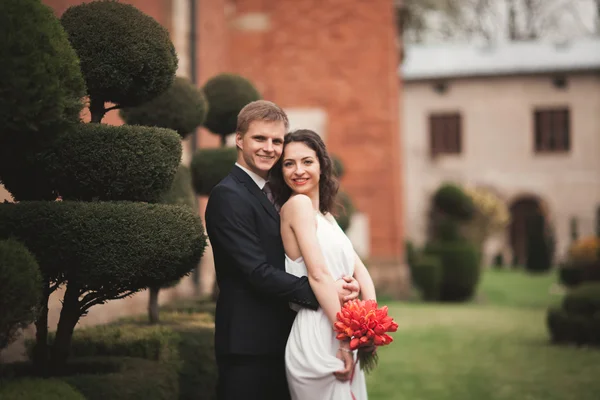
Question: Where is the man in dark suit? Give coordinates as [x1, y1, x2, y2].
[205, 100, 359, 400]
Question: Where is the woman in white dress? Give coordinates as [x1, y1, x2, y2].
[269, 129, 377, 400]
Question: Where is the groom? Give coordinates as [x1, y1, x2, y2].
[205, 100, 359, 400]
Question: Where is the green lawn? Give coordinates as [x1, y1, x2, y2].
[367, 269, 600, 400]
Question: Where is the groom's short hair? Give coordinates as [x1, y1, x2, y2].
[236, 100, 289, 135]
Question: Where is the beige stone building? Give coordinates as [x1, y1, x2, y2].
[401, 39, 600, 265]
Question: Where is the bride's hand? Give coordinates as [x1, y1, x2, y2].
[335, 276, 360, 303]
[334, 342, 354, 382]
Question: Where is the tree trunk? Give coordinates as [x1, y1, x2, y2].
[50, 284, 81, 373]
[89, 98, 106, 124]
[148, 286, 160, 324]
[32, 280, 51, 376]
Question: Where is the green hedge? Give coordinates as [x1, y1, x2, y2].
[0, 201, 206, 291]
[0, 239, 42, 350]
[61, 0, 177, 107]
[423, 241, 481, 302]
[62, 356, 179, 400]
[411, 254, 442, 301]
[31, 324, 181, 365]
[191, 147, 237, 195]
[202, 74, 261, 138]
[120, 76, 208, 139]
[0, 378, 84, 400]
[51, 123, 182, 202]
[432, 183, 475, 221]
[5, 308, 217, 400]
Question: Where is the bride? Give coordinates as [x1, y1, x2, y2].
[269, 129, 377, 400]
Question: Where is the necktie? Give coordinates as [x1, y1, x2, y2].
[262, 182, 280, 212]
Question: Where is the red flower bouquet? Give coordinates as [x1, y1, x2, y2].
[334, 299, 398, 372]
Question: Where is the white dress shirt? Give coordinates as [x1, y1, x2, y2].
[235, 162, 267, 190]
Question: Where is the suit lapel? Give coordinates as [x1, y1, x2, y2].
[231, 166, 280, 222]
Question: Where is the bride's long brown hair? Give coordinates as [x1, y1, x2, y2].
[269, 129, 339, 215]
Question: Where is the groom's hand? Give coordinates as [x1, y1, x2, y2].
[335, 276, 360, 303]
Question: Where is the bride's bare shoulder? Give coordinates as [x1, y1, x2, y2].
[280, 194, 312, 219]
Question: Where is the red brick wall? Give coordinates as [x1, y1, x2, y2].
[196, 0, 230, 148]
[228, 0, 404, 260]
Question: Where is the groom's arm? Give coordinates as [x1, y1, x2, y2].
[206, 186, 319, 310]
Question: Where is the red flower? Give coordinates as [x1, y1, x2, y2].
[333, 299, 398, 372]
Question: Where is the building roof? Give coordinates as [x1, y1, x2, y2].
[401, 39, 600, 81]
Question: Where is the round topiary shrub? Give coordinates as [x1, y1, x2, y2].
[61, 0, 177, 115]
[50, 123, 181, 203]
[0, 201, 206, 291]
[0, 0, 86, 202]
[120, 77, 208, 139]
[0, 239, 42, 350]
[334, 190, 355, 232]
[423, 240, 481, 302]
[190, 147, 237, 195]
[0, 0, 85, 148]
[202, 74, 261, 143]
[547, 284, 600, 347]
[433, 183, 475, 221]
[411, 254, 442, 301]
[562, 283, 600, 317]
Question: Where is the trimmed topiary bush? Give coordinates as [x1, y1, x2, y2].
[50, 124, 181, 202]
[120, 77, 208, 139]
[0, 379, 84, 400]
[547, 283, 600, 346]
[0, 0, 85, 202]
[0, 201, 205, 301]
[423, 241, 481, 302]
[61, 0, 177, 122]
[191, 147, 237, 195]
[0, 239, 42, 350]
[432, 183, 475, 221]
[0, 0, 85, 148]
[525, 212, 553, 273]
[559, 267, 584, 288]
[202, 74, 261, 145]
[562, 283, 600, 317]
[334, 190, 355, 232]
[0, 201, 205, 370]
[411, 254, 442, 301]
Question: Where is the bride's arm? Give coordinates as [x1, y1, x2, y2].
[353, 253, 376, 301]
[285, 195, 341, 325]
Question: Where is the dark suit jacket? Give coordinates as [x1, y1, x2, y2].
[205, 165, 319, 357]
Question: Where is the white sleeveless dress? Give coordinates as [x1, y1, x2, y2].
[285, 212, 368, 400]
